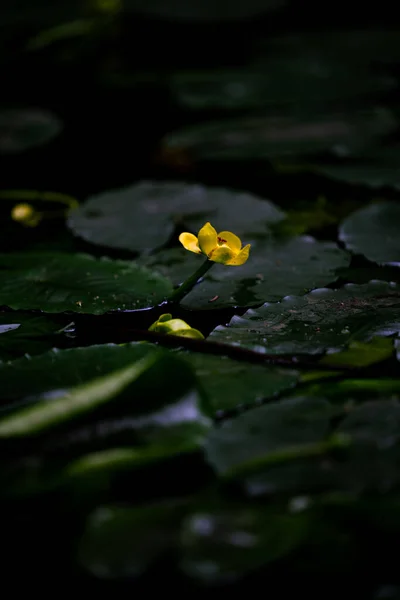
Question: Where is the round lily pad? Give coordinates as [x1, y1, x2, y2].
[68, 181, 284, 254]
[162, 108, 396, 162]
[0, 252, 173, 314]
[0, 108, 62, 154]
[339, 201, 400, 266]
[210, 281, 400, 353]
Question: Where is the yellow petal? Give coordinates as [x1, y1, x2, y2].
[209, 245, 236, 264]
[198, 222, 218, 256]
[226, 244, 251, 266]
[217, 230, 242, 253]
[179, 232, 201, 254]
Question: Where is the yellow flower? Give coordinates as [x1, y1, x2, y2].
[179, 222, 250, 266]
[149, 314, 204, 339]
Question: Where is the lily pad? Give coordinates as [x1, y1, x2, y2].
[339, 202, 400, 266]
[0, 252, 173, 314]
[182, 352, 298, 414]
[0, 342, 194, 407]
[162, 108, 395, 162]
[171, 31, 399, 112]
[210, 281, 400, 353]
[205, 396, 333, 477]
[68, 181, 284, 254]
[173, 236, 348, 310]
[180, 503, 308, 584]
[78, 501, 186, 579]
[0, 313, 68, 361]
[0, 108, 62, 154]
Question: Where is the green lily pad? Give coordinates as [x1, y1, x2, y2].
[172, 236, 348, 310]
[78, 501, 186, 579]
[0, 343, 210, 472]
[339, 202, 400, 266]
[0, 313, 68, 361]
[0, 342, 195, 407]
[313, 162, 400, 190]
[210, 281, 400, 353]
[171, 31, 399, 112]
[0, 351, 161, 437]
[182, 352, 298, 414]
[205, 396, 333, 477]
[162, 108, 395, 162]
[0, 252, 173, 314]
[0, 108, 62, 154]
[338, 400, 400, 446]
[68, 181, 284, 254]
[319, 337, 394, 369]
[179, 503, 308, 584]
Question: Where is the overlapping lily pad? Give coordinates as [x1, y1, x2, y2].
[339, 202, 400, 266]
[205, 396, 334, 477]
[68, 181, 284, 254]
[0, 313, 68, 361]
[0, 108, 62, 154]
[162, 108, 395, 162]
[210, 281, 400, 353]
[0, 252, 173, 314]
[182, 352, 298, 414]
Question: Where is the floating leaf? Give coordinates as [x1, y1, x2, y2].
[0, 313, 68, 361]
[78, 502, 185, 579]
[171, 31, 400, 112]
[0, 343, 192, 407]
[68, 181, 284, 254]
[319, 337, 394, 369]
[180, 504, 308, 583]
[0, 108, 62, 154]
[205, 396, 333, 477]
[0, 351, 160, 437]
[0, 252, 173, 313]
[163, 108, 395, 162]
[182, 352, 298, 414]
[210, 281, 400, 353]
[339, 202, 400, 266]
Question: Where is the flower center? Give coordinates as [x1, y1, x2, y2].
[217, 236, 227, 245]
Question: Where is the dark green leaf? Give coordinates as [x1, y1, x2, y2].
[339, 201, 400, 266]
[0, 313, 68, 361]
[210, 281, 400, 352]
[319, 337, 394, 369]
[0, 108, 62, 154]
[0, 252, 173, 313]
[163, 109, 395, 162]
[182, 352, 298, 413]
[180, 504, 308, 583]
[68, 181, 284, 254]
[78, 501, 185, 578]
[205, 396, 333, 477]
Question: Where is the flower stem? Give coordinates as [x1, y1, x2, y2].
[168, 258, 214, 304]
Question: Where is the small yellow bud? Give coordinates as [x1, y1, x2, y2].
[11, 203, 42, 227]
[149, 313, 204, 339]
